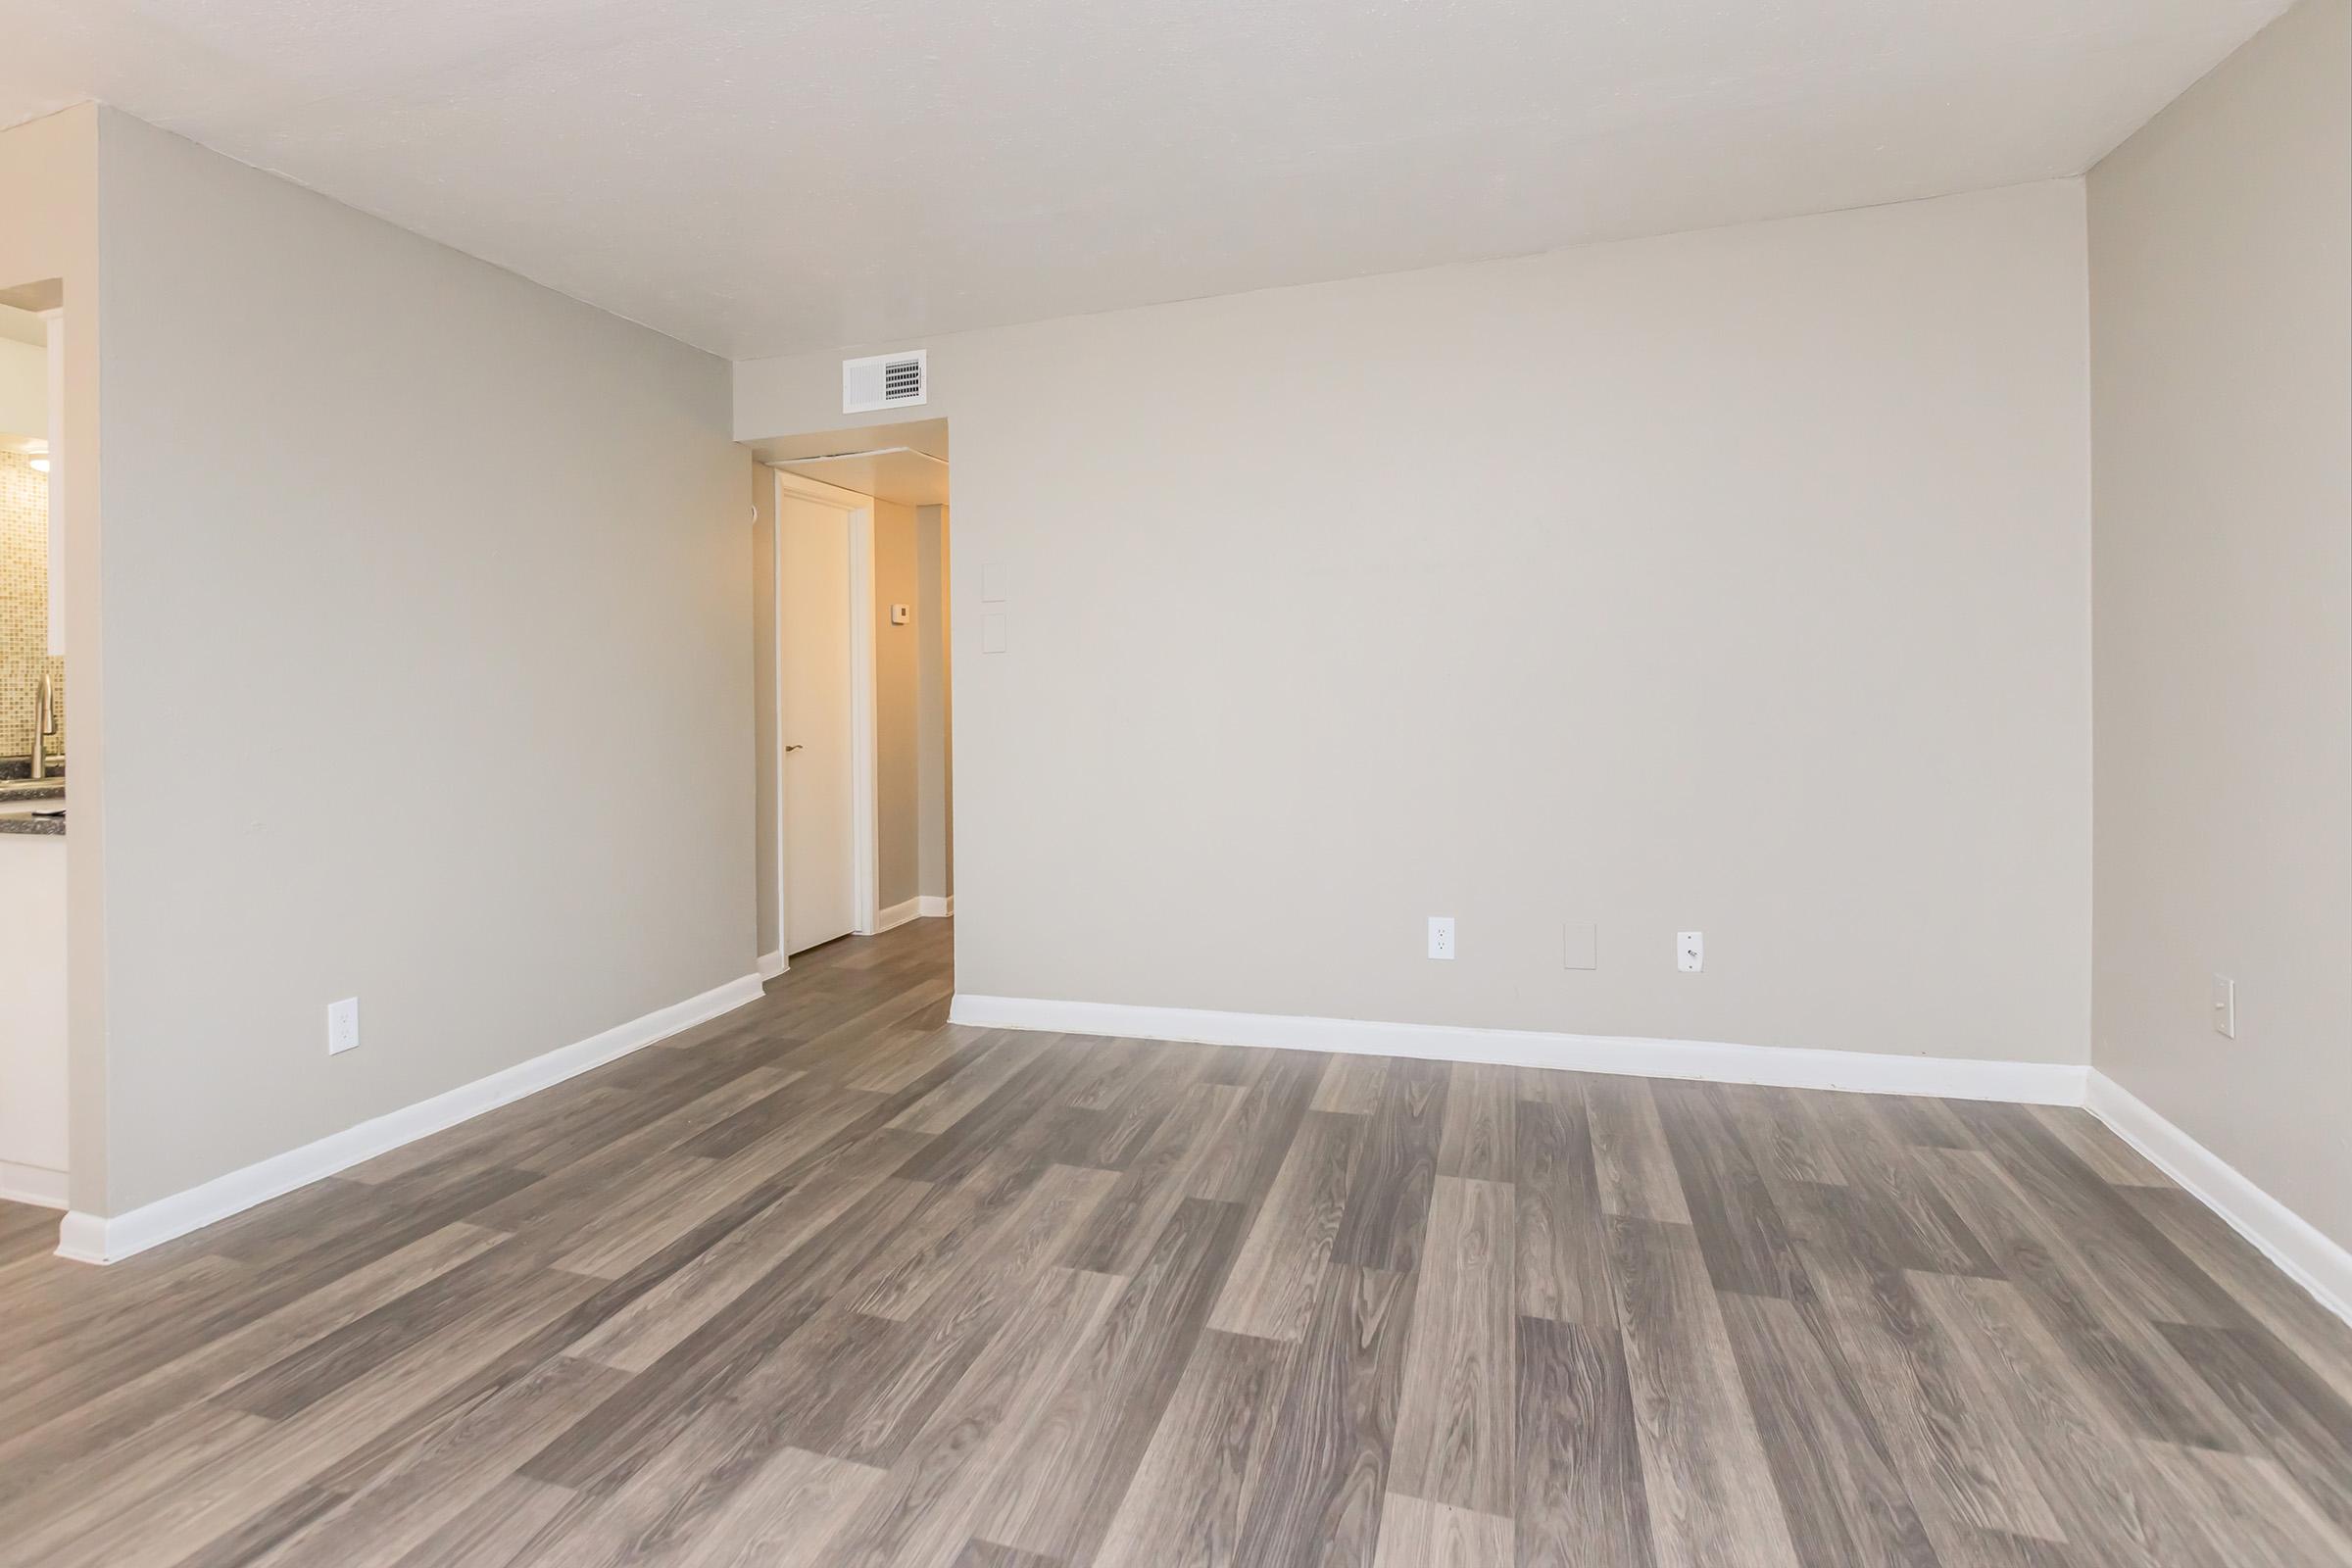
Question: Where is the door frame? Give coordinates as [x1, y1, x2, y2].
[769, 467, 882, 967]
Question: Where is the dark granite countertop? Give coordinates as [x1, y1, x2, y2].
[0, 767, 67, 834]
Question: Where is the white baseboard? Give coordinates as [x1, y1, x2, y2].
[2085, 1070, 2352, 1328]
[0, 1160, 67, 1210]
[918, 895, 955, 918]
[947, 994, 2088, 1105]
[55, 971, 765, 1266]
[759, 951, 788, 980]
[874, 898, 924, 933]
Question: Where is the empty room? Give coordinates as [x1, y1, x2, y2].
[0, 1, 2345, 1564]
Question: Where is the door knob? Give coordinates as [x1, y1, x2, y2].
[785, 744, 804, 753]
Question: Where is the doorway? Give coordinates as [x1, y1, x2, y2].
[756, 427, 954, 977]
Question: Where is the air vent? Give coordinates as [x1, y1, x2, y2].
[843, 349, 927, 414]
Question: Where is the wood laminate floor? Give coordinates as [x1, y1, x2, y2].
[2, 916, 2349, 1566]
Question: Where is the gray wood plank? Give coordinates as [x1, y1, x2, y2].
[1515, 1314, 1656, 1568]
[1605, 1216, 1802, 1568]
[1717, 1289, 1938, 1567]
[1332, 1058, 1450, 1276]
[1209, 1109, 1365, 1342]
[1093, 1329, 1290, 1568]
[975, 1197, 1251, 1563]
[1232, 1264, 1420, 1568]
[1512, 1093, 1613, 1327]
[1391, 1176, 1514, 1515]
[1586, 1077, 1692, 1226]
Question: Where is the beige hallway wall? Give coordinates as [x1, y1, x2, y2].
[739, 180, 2095, 1066]
[916, 504, 953, 902]
[2088, 0, 2352, 1250]
[874, 498, 921, 911]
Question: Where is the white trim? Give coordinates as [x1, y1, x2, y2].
[768, 471, 792, 970]
[874, 898, 924, 933]
[56, 1211, 106, 1262]
[947, 993, 2088, 1104]
[2085, 1070, 2352, 1328]
[55, 972, 763, 1266]
[917, 895, 955, 918]
[0, 1159, 67, 1210]
[758, 950, 788, 980]
[849, 508, 880, 934]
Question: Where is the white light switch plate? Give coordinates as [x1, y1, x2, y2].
[1677, 931, 1703, 972]
[1564, 922, 1596, 970]
[2211, 973, 2235, 1039]
[327, 997, 361, 1055]
[981, 612, 1009, 654]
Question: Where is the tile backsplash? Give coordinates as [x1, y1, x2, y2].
[0, 450, 65, 760]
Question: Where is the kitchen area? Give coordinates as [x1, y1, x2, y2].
[0, 297, 67, 1210]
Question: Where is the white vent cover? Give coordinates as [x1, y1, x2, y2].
[843, 349, 927, 414]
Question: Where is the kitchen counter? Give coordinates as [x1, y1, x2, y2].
[0, 776, 66, 836]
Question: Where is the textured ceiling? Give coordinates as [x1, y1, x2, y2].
[0, 0, 2286, 360]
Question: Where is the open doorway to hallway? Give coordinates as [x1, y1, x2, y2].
[755, 419, 952, 976]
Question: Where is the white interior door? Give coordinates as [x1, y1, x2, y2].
[780, 490, 858, 953]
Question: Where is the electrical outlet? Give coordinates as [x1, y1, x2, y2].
[2211, 973, 2235, 1039]
[1677, 931, 1703, 973]
[327, 997, 361, 1055]
[1428, 916, 1456, 960]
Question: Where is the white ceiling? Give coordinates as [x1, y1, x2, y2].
[0, 0, 2286, 361]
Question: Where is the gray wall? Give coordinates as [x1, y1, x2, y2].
[95, 113, 754, 1213]
[2089, 0, 2352, 1249]
[740, 180, 2094, 1065]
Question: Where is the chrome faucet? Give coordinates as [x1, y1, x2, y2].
[28, 670, 55, 781]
